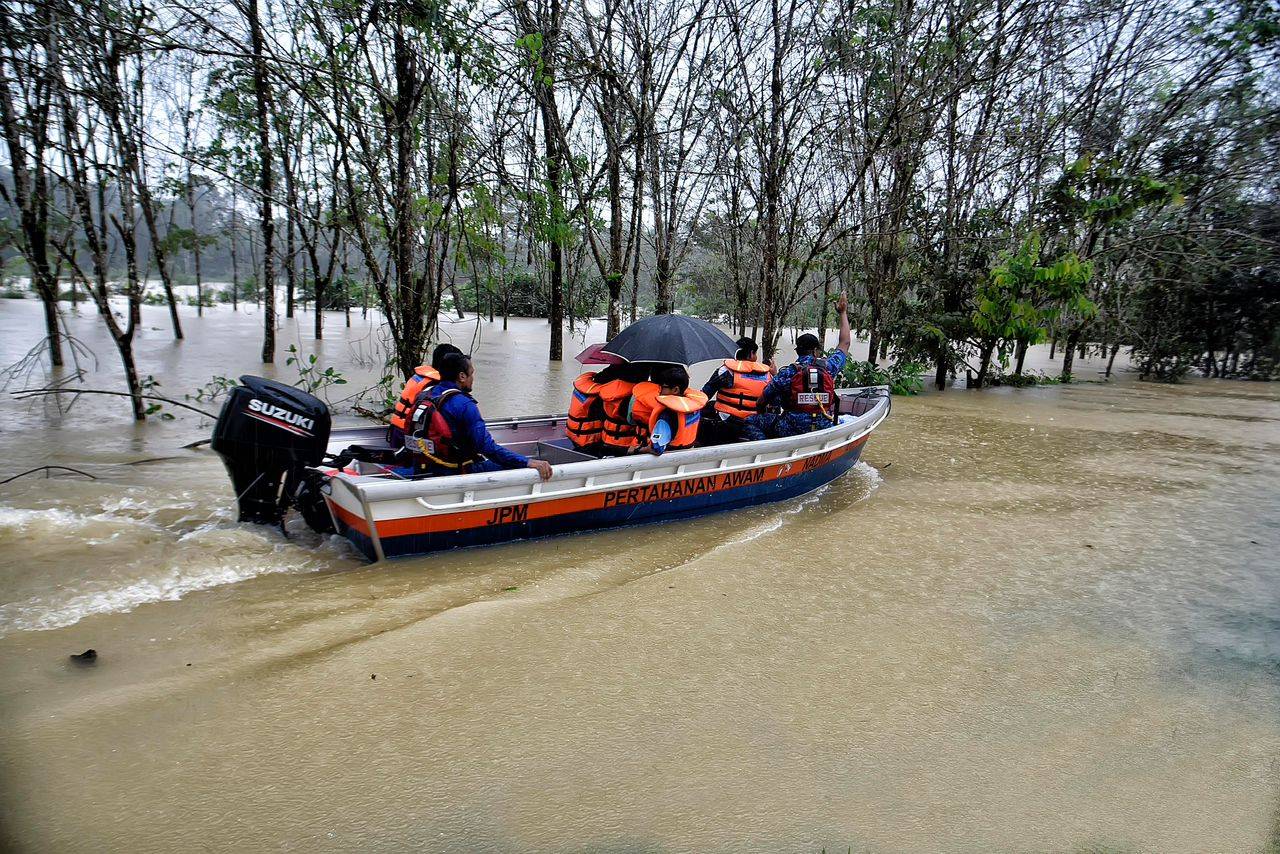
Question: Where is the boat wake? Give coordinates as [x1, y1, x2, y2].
[685, 461, 883, 560]
[0, 503, 354, 637]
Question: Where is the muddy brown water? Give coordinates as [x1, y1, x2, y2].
[1, 299, 1278, 852]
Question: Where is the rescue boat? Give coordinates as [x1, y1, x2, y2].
[210, 376, 890, 562]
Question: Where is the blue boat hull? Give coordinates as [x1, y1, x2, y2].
[338, 441, 864, 560]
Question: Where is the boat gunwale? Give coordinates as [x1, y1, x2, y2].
[330, 388, 890, 507]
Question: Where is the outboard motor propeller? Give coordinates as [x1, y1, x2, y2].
[211, 376, 332, 525]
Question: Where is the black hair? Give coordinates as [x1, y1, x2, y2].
[795, 333, 821, 356]
[431, 343, 463, 371]
[656, 365, 690, 394]
[735, 336, 758, 361]
[619, 363, 653, 383]
[438, 351, 472, 382]
[593, 364, 624, 384]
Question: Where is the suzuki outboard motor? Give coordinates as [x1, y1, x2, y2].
[211, 376, 331, 525]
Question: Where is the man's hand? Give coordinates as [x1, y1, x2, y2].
[528, 459, 553, 481]
[835, 292, 852, 354]
[767, 356, 778, 375]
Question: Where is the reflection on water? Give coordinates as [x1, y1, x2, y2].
[1, 298, 1278, 852]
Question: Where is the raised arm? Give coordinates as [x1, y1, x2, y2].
[836, 293, 851, 355]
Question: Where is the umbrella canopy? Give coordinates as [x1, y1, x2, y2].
[574, 343, 627, 366]
[600, 314, 738, 366]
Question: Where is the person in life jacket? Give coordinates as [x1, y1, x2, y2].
[565, 371, 607, 451]
[405, 352, 553, 480]
[742, 293, 852, 441]
[388, 343, 462, 444]
[629, 365, 708, 455]
[596, 363, 652, 455]
[699, 336, 776, 445]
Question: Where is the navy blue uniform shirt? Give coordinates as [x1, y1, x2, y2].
[428, 381, 529, 469]
[761, 350, 848, 408]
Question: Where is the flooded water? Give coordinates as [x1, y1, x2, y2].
[1, 298, 1278, 852]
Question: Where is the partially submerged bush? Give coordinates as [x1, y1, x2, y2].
[839, 358, 925, 395]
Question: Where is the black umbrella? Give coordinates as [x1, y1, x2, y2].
[600, 314, 739, 365]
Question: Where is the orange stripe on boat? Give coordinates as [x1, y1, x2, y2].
[332, 436, 866, 539]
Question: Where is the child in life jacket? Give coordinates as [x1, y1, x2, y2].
[630, 365, 708, 455]
[595, 363, 655, 456]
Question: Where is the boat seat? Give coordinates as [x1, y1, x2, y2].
[838, 390, 885, 417]
[533, 441, 598, 464]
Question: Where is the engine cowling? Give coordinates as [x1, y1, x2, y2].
[210, 376, 331, 525]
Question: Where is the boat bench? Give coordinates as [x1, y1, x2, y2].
[502, 439, 599, 465]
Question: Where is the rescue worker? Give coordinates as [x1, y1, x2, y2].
[742, 293, 851, 441]
[699, 336, 775, 445]
[630, 365, 707, 455]
[406, 352, 553, 480]
[388, 343, 462, 444]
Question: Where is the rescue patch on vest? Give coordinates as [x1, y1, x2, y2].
[795, 392, 832, 405]
[405, 435, 436, 455]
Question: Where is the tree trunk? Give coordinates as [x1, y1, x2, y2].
[389, 18, 428, 378]
[975, 340, 996, 388]
[866, 296, 881, 366]
[817, 271, 832, 347]
[535, 7, 565, 361]
[230, 186, 239, 310]
[134, 167, 183, 339]
[1105, 343, 1120, 378]
[1014, 339, 1028, 378]
[605, 135, 624, 339]
[281, 139, 298, 320]
[0, 25, 63, 366]
[248, 0, 275, 363]
[1061, 328, 1082, 382]
[247, 0, 275, 361]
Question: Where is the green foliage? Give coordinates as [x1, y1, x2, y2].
[139, 375, 175, 420]
[839, 358, 925, 395]
[1046, 155, 1179, 235]
[994, 370, 1061, 388]
[300, 276, 364, 310]
[515, 32, 552, 86]
[2, 254, 30, 284]
[187, 375, 239, 404]
[217, 277, 261, 304]
[974, 232, 1094, 346]
[158, 227, 219, 256]
[285, 345, 349, 394]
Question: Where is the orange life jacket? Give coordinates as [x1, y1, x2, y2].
[598, 379, 638, 449]
[389, 365, 440, 434]
[631, 383, 708, 451]
[566, 372, 605, 448]
[714, 359, 771, 420]
[627, 381, 662, 432]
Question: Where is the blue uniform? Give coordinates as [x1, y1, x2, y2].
[423, 381, 529, 475]
[700, 366, 735, 398]
[742, 351, 847, 441]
